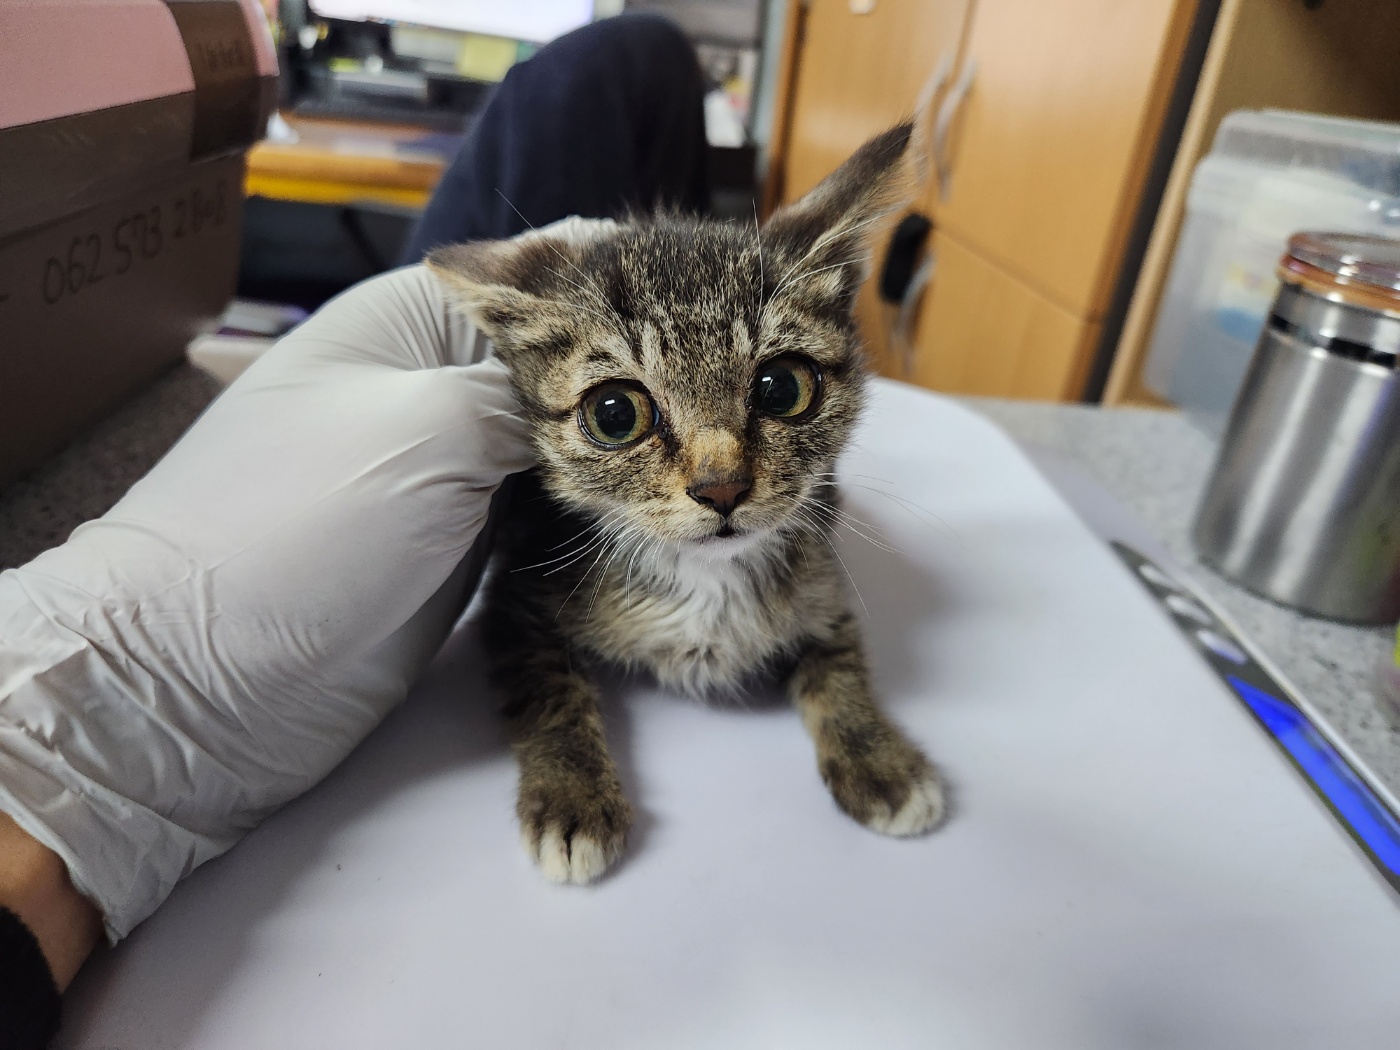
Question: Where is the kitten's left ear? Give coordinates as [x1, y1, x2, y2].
[426, 217, 619, 349]
[763, 123, 914, 306]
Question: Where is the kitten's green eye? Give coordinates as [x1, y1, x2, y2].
[755, 357, 821, 420]
[579, 383, 656, 447]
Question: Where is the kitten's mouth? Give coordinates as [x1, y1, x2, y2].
[694, 523, 742, 544]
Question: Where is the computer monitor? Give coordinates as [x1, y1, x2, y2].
[306, 0, 594, 44]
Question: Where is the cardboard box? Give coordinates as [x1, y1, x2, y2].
[0, 0, 276, 490]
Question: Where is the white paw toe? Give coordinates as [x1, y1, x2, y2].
[530, 827, 617, 885]
[868, 776, 946, 837]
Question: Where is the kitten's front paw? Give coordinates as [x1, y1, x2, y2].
[863, 772, 945, 836]
[821, 734, 946, 837]
[518, 776, 632, 885]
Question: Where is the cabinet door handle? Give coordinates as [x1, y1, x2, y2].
[933, 58, 977, 200]
[893, 248, 937, 377]
[910, 52, 953, 188]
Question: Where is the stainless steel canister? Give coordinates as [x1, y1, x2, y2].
[1193, 232, 1400, 624]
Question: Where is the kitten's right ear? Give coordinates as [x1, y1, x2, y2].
[426, 217, 620, 346]
[762, 123, 915, 306]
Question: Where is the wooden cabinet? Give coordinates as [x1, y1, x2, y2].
[936, 0, 1195, 317]
[766, 0, 1201, 401]
[908, 229, 1098, 399]
[780, 0, 972, 201]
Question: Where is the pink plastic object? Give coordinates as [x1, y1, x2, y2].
[236, 0, 281, 79]
[0, 0, 276, 132]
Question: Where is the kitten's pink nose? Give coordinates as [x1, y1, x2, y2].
[687, 476, 752, 517]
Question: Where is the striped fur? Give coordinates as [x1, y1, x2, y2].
[429, 125, 945, 883]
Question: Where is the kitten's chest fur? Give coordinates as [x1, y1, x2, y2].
[570, 539, 839, 695]
[496, 478, 845, 696]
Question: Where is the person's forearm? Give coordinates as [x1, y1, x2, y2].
[0, 812, 101, 990]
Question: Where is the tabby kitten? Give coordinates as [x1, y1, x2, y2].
[429, 124, 944, 884]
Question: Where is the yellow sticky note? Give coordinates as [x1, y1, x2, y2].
[457, 34, 518, 82]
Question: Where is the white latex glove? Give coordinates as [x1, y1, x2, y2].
[0, 263, 535, 941]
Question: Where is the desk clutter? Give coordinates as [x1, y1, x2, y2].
[278, 1, 761, 135]
[239, 3, 764, 309]
[238, 115, 457, 307]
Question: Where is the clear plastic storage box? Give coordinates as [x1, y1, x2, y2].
[1143, 110, 1400, 434]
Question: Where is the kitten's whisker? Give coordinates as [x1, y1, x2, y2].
[542, 508, 628, 552]
[814, 480, 963, 542]
[783, 486, 891, 544]
[774, 212, 884, 291]
[795, 495, 902, 555]
[587, 524, 639, 620]
[807, 496, 898, 544]
[821, 532, 871, 619]
[543, 525, 593, 553]
[816, 537, 872, 615]
[587, 523, 636, 603]
[811, 471, 898, 487]
[784, 494, 835, 533]
[495, 187, 627, 334]
[799, 490, 894, 535]
[802, 212, 888, 264]
[495, 188, 538, 232]
[809, 473, 950, 526]
[546, 264, 607, 306]
[793, 531, 812, 569]
[784, 507, 824, 540]
[781, 503, 838, 563]
[555, 519, 630, 618]
[764, 252, 859, 311]
[535, 285, 618, 327]
[641, 531, 667, 585]
[537, 532, 618, 576]
[530, 514, 631, 576]
[752, 200, 765, 313]
[546, 266, 619, 320]
[776, 254, 866, 296]
[623, 528, 655, 610]
[521, 541, 597, 574]
[804, 504, 902, 555]
[763, 211, 885, 315]
[779, 524, 820, 572]
[518, 512, 629, 573]
[759, 250, 869, 341]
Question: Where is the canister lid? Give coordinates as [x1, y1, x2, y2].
[1281, 232, 1400, 316]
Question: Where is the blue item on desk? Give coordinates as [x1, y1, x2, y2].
[1230, 677, 1400, 878]
[1116, 542, 1400, 897]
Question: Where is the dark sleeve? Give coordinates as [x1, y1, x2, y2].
[401, 12, 710, 262]
[0, 906, 62, 1050]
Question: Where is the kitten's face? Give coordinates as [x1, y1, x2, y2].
[429, 125, 912, 553]
[491, 220, 866, 549]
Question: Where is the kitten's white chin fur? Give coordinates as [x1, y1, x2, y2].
[619, 528, 792, 698]
[686, 526, 777, 561]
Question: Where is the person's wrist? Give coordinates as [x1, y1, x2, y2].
[0, 813, 101, 990]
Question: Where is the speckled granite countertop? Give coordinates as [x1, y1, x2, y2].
[2, 366, 1396, 798]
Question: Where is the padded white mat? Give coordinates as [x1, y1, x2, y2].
[59, 380, 1400, 1049]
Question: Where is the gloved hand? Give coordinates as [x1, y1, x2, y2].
[0, 262, 536, 942]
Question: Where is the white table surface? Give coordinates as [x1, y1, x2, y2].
[55, 380, 1400, 1049]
